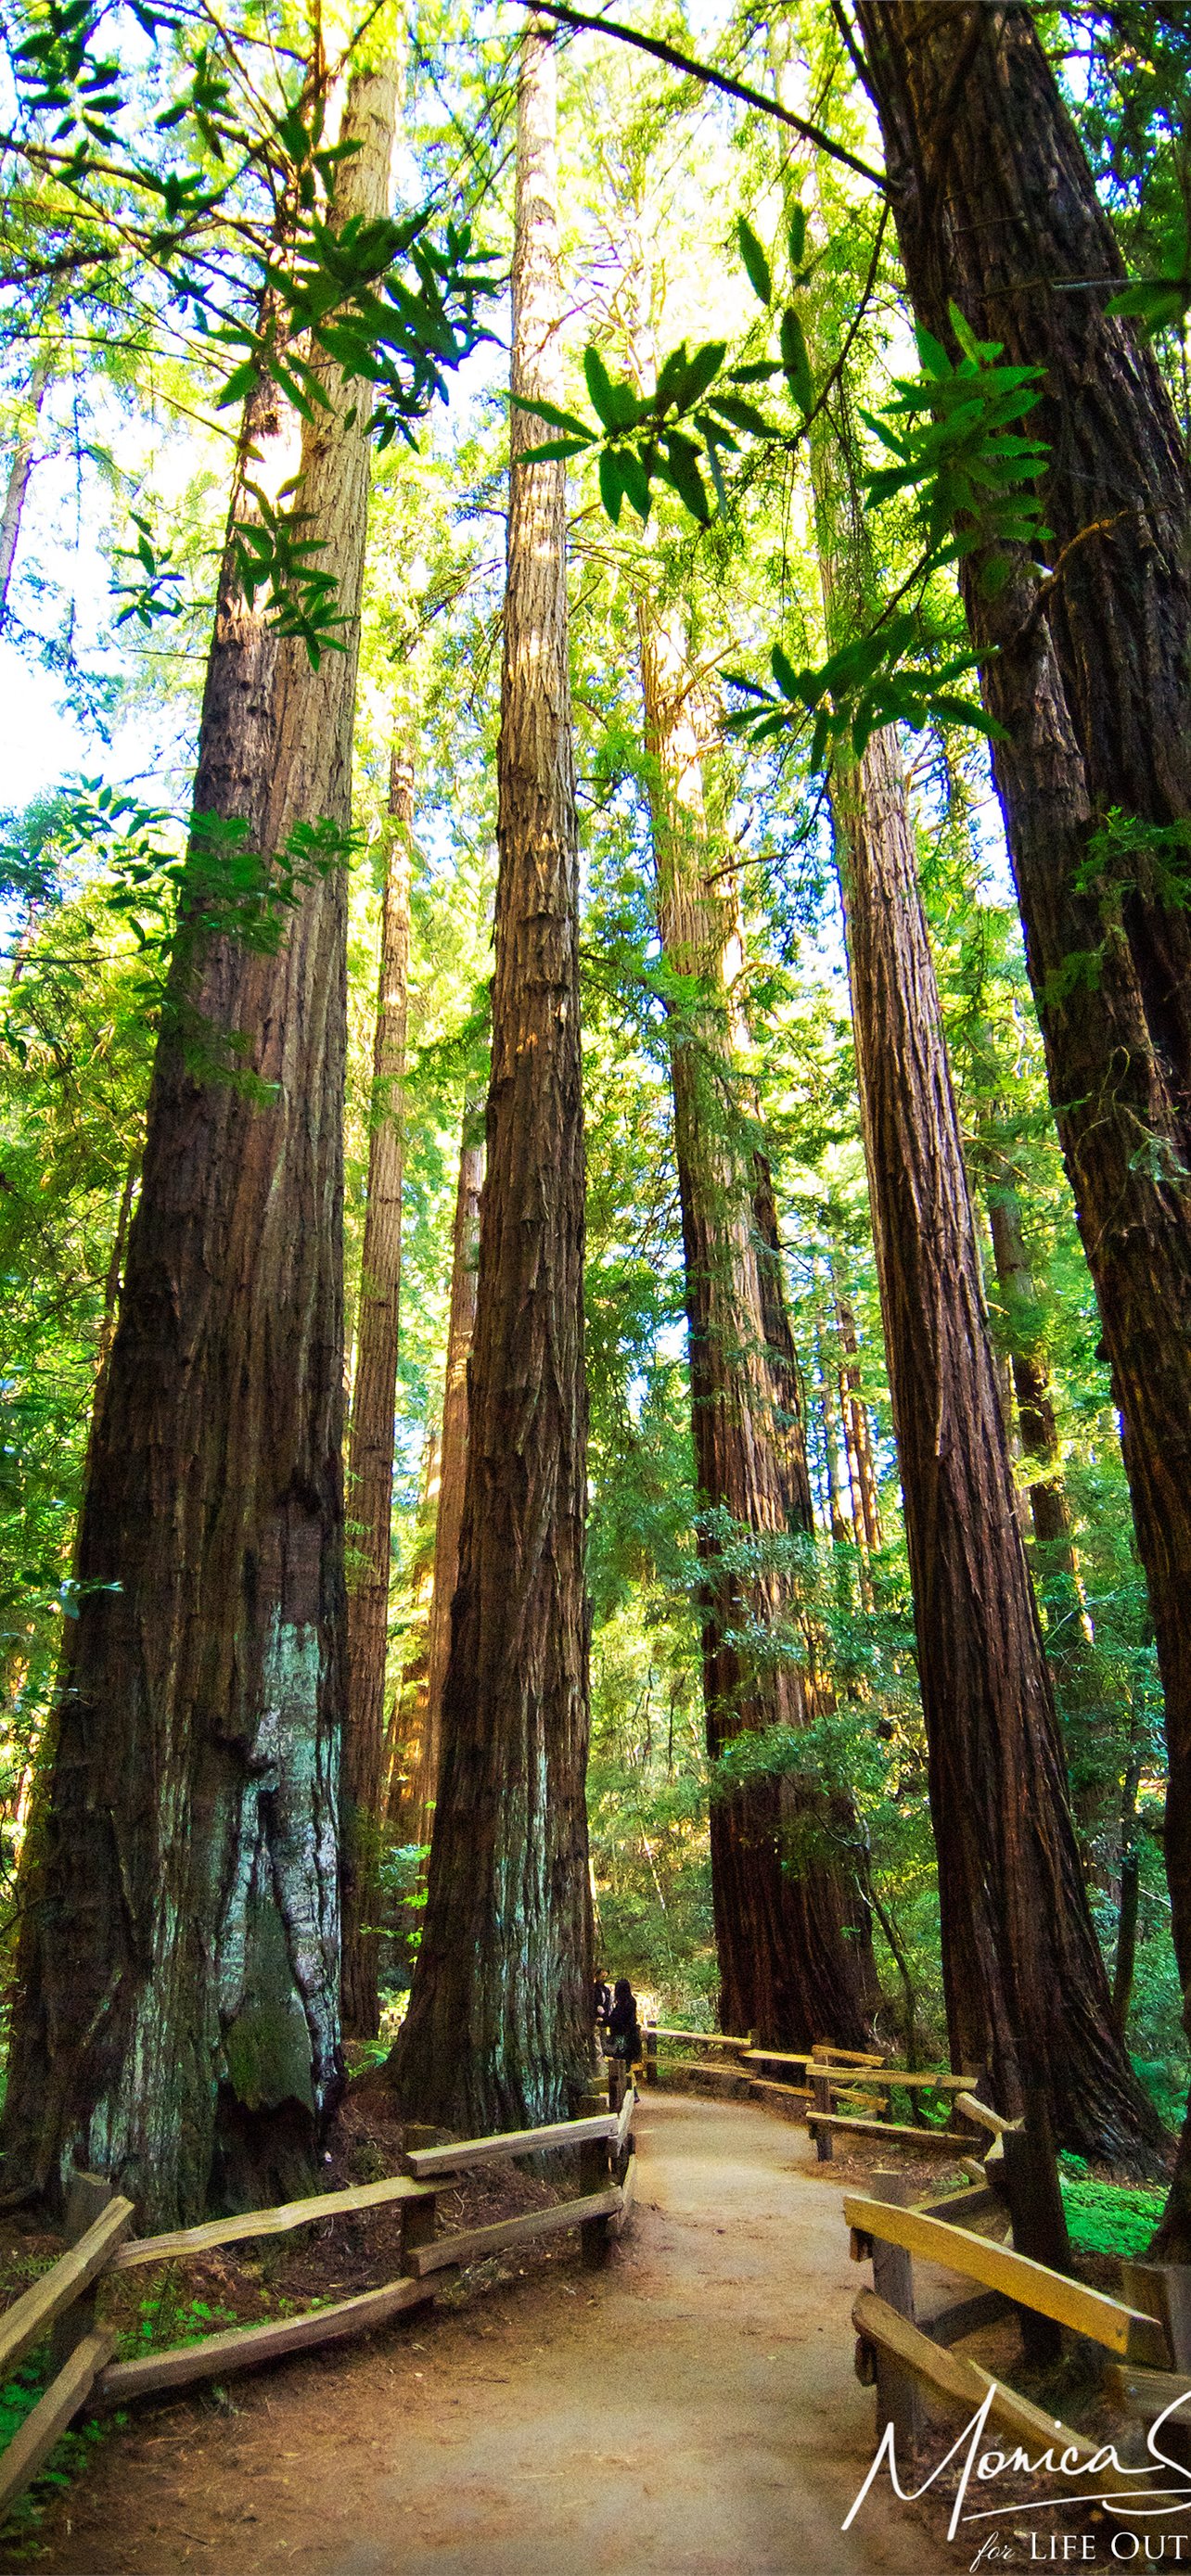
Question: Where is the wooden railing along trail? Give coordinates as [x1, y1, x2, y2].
[0, 2073, 639, 2527]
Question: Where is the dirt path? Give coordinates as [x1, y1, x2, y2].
[20, 2093, 946, 2576]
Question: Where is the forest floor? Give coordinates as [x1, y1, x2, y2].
[0, 2090, 1150, 2576]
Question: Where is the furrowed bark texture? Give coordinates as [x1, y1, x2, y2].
[836, 723, 1161, 2163]
[342, 746, 413, 2039]
[395, 1104, 483, 1853]
[778, 18, 1161, 2159]
[391, 22, 593, 2133]
[1, 70, 398, 2226]
[853, 0, 1191, 2182]
[638, 595, 877, 2051]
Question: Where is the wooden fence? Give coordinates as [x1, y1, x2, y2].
[650, 2025, 980, 2156]
[0, 2074, 639, 2527]
[846, 2102, 1191, 2483]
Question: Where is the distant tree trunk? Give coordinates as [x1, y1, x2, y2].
[0, 70, 399, 2226]
[391, 21, 593, 2134]
[984, 1167, 1114, 1829]
[0, 358, 47, 619]
[400, 1103, 483, 1851]
[342, 746, 413, 2039]
[834, 721, 1160, 2162]
[637, 593, 877, 2051]
[831, 1271, 882, 1558]
[852, 0, 1191, 2200]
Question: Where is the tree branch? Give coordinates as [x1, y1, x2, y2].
[512, 0, 889, 191]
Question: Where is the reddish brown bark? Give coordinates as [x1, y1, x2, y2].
[0, 70, 398, 2225]
[390, 22, 592, 2133]
[835, 723, 1160, 2162]
[394, 1103, 483, 1854]
[638, 596, 877, 2051]
[853, 0, 1191, 2189]
[341, 746, 413, 2038]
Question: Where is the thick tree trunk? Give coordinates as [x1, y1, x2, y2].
[341, 746, 413, 2039]
[852, 0, 1191, 2197]
[638, 594, 877, 2051]
[835, 723, 1161, 2162]
[0, 70, 398, 2226]
[399, 1103, 483, 1851]
[390, 22, 593, 2134]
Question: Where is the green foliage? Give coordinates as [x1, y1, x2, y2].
[1057, 2166, 1165, 2260]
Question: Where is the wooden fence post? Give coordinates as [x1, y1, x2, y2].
[868, 2178, 923, 2465]
[50, 2172, 113, 2374]
[811, 2046, 833, 2162]
[1124, 2263, 1191, 2467]
[644, 2022, 658, 2089]
[399, 2191, 438, 2274]
[580, 2131, 612, 2270]
[1000, 2089, 1069, 2366]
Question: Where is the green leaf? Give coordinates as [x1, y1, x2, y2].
[660, 434, 709, 525]
[598, 448, 624, 525]
[618, 448, 652, 523]
[770, 643, 800, 702]
[583, 345, 638, 430]
[779, 308, 813, 416]
[736, 218, 772, 307]
[788, 204, 807, 272]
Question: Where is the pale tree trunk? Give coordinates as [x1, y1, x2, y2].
[342, 745, 413, 2039]
[0, 358, 47, 619]
[1, 70, 399, 2226]
[851, 0, 1191, 2210]
[637, 593, 877, 2050]
[391, 21, 593, 2133]
[772, 22, 1161, 2161]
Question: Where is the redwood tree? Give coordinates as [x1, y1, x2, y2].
[850, 0, 1191, 2193]
[342, 744, 413, 2039]
[637, 593, 877, 2049]
[0, 69, 399, 2226]
[391, 20, 593, 2134]
[391, 1100, 483, 1854]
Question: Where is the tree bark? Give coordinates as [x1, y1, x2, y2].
[341, 745, 413, 2039]
[0, 357, 47, 619]
[834, 722, 1160, 2162]
[395, 1101, 483, 1853]
[0, 69, 399, 2226]
[769, 16, 1162, 2157]
[637, 593, 877, 2051]
[852, 0, 1191, 2192]
[390, 21, 593, 2134]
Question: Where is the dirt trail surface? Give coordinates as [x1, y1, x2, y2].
[19, 2094, 945, 2576]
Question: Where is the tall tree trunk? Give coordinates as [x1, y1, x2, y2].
[0, 358, 47, 620]
[341, 745, 413, 2039]
[772, 19, 1161, 2158]
[834, 722, 1159, 2161]
[401, 1103, 483, 1851]
[0, 70, 399, 2226]
[637, 593, 877, 2051]
[852, 0, 1191, 2204]
[391, 21, 593, 2134]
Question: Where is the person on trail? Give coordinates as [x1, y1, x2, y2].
[592, 1970, 611, 2033]
[607, 1977, 641, 2067]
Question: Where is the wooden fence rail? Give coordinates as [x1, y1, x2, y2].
[843, 2097, 1191, 2493]
[0, 2072, 640, 2530]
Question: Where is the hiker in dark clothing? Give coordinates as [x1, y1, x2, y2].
[592, 1971, 611, 2032]
[606, 1976, 641, 2066]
